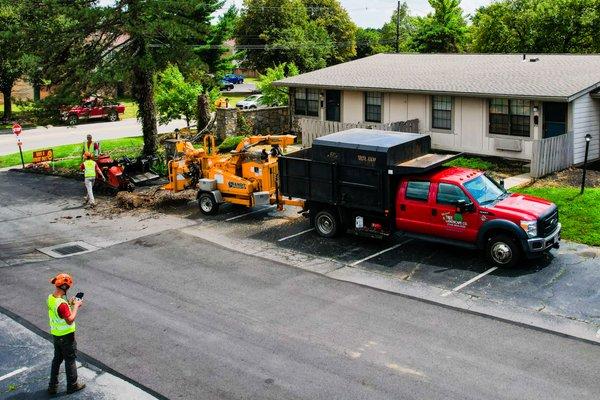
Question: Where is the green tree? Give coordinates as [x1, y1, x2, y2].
[236, 0, 333, 72]
[0, 1, 39, 122]
[409, 0, 468, 53]
[155, 65, 202, 127]
[471, 0, 600, 53]
[380, 2, 415, 52]
[303, 0, 357, 63]
[355, 28, 387, 59]
[29, 0, 226, 156]
[256, 63, 299, 106]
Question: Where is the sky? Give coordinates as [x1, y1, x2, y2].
[97, 1, 494, 28]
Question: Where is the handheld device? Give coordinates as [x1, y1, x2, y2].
[75, 292, 84, 300]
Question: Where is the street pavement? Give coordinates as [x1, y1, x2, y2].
[0, 171, 599, 399]
[0, 313, 159, 399]
[0, 119, 185, 156]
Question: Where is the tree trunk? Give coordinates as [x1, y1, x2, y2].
[1, 86, 13, 123]
[197, 93, 211, 133]
[132, 64, 158, 156]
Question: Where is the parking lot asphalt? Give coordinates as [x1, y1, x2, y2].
[0, 313, 159, 399]
[177, 200, 600, 342]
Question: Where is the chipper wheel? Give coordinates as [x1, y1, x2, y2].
[198, 192, 219, 215]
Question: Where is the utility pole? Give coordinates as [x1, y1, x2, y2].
[395, 1, 401, 53]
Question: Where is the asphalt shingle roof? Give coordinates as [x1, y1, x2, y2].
[274, 53, 600, 100]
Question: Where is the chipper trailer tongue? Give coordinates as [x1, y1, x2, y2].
[278, 129, 561, 268]
[163, 134, 304, 214]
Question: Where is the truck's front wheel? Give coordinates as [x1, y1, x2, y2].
[314, 209, 339, 238]
[486, 234, 521, 268]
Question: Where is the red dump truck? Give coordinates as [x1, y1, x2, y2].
[279, 129, 560, 267]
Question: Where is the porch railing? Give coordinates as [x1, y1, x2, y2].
[530, 132, 573, 178]
[298, 118, 419, 148]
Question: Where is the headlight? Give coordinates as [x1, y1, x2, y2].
[520, 220, 537, 238]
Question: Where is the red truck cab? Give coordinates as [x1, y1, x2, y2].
[396, 167, 561, 267]
[62, 97, 125, 125]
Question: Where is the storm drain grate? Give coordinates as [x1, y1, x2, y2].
[53, 245, 88, 256]
[38, 241, 99, 259]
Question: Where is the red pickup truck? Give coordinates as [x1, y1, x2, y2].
[62, 97, 125, 125]
[279, 129, 560, 268]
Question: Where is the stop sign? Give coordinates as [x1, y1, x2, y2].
[12, 123, 22, 136]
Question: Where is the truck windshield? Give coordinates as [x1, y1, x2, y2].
[464, 174, 506, 205]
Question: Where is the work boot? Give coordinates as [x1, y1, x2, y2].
[66, 382, 86, 394]
[47, 385, 58, 395]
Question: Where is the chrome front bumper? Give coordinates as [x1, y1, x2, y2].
[527, 223, 562, 252]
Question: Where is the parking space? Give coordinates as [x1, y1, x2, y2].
[188, 204, 600, 334]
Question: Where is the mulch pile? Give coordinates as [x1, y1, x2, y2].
[115, 188, 196, 210]
[531, 167, 600, 188]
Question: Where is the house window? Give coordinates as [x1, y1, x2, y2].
[365, 92, 382, 123]
[295, 89, 319, 117]
[432, 96, 452, 130]
[489, 99, 531, 137]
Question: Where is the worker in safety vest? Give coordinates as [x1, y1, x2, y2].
[80, 152, 105, 208]
[82, 134, 99, 159]
[47, 273, 86, 395]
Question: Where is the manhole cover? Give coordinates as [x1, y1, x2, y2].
[38, 241, 99, 259]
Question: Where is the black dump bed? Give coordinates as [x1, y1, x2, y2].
[279, 129, 457, 213]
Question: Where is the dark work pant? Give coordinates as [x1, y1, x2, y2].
[49, 332, 78, 388]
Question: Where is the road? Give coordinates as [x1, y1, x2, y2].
[0, 171, 598, 399]
[0, 119, 185, 156]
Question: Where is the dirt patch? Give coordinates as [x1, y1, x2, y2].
[530, 167, 600, 188]
[115, 188, 196, 210]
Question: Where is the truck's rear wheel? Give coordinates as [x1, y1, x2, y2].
[108, 110, 118, 122]
[486, 234, 521, 268]
[67, 115, 78, 126]
[314, 209, 339, 238]
[198, 192, 219, 215]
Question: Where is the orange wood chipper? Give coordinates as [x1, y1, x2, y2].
[163, 134, 304, 214]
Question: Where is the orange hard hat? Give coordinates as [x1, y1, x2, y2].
[50, 273, 73, 289]
[83, 152, 92, 159]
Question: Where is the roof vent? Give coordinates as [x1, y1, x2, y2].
[529, 57, 540, 62]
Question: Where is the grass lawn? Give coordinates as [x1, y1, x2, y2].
[118, 98, 138, 119]
[516, 186, 600, 246]
[0, 137, 144, 170]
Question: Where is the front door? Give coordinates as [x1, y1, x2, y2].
[543, 102, 567, 138]
[395, 180, 434, 235]
[429, 183, 480, 242]
[325, 90, 341, 122]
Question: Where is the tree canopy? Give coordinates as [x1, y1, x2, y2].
[256, 62, 299, 106]
[27, 0, 231, 156]
[471, 0, 600, 53]
[410, 0, 468, 53]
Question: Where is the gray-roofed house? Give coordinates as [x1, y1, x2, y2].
[274, 53, 600, 176]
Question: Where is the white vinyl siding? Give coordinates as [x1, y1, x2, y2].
[572, 95, 600, 164]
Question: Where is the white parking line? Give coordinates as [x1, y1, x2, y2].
[0, 367, 28, 382]
[225, 206, 275, 222]
[278, 228, 314, 242]
[349, 240, 412, 267]
[441, 267, 498, 297]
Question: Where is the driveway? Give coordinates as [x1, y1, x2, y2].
[0, 119, 185, 156]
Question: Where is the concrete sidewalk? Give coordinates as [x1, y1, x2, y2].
[0, 312, 161, 400]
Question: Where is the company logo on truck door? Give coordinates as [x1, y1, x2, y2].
[228, 181, 246, 189]
[442, 212, 467, 228]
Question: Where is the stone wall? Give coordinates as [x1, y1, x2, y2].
[215, 106, 291, 138]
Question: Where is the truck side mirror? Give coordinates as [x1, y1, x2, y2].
[499, 179, 505, 189]
[455, 199, 475, 213]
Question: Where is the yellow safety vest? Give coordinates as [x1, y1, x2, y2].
[83, 141, 94, 154]
[47, 294, 76, 336]
[84, 160, 96, 178]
